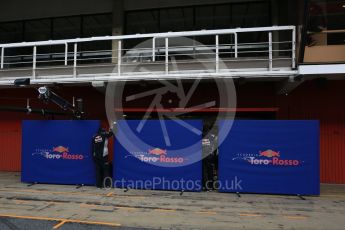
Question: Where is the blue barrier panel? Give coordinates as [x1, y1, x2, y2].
[22, 120, 100, 185]
[114, 120, 202, 191]
[218, 120, 319, 195]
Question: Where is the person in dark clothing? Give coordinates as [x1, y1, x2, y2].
[202, 132, 218, 191]
[92, 127, 114, 188]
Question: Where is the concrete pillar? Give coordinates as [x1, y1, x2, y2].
[112, 0, 124, 63]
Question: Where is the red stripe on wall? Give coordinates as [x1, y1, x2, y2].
[115, 107, 279, 113]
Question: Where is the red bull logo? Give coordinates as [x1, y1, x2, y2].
[259, 149, 280, 158]
[148, 148, 167, 156]
[53, 146, 69, 153]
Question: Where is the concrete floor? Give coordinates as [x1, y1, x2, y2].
[0, 172, 345, 230]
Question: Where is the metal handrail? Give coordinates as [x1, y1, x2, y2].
[0, 26, 296, 82]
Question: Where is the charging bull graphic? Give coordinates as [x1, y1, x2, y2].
[148, 148, 167, 156]
[53, 146, 69, 153]
[259, 149, 280, 158]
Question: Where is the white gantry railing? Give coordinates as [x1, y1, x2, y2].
[0, 26, 297, 85]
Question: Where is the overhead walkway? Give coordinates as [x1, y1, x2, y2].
[0, 26, 297, 85]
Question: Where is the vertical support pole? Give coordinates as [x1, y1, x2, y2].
[1, 47, 4, 69]
[73, 43, 77, 77]
[64, 43, 68, 66]
[292, 27, 296, 69]
[268, 32, 273, 71]
[118, 40, 122, 76]
[234, 33, 238, 58]
[33, 46, 37, 79]
[215, 35, 219, 73]
[193, 39, 196, 59]
[165, 37, 169, 75]
[152, 38, 156, 62]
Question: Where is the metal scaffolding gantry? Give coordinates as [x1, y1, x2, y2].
[0, 26, 297, 85]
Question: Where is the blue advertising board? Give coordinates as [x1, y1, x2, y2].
[218, 120, 320, 195]
[114, 120, 202, 191]
[22, 120, 100, 185]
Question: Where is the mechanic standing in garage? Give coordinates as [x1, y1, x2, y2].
[92, 125, 114, 188]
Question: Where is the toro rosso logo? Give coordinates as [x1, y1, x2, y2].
[32, 146, 84, 160]
[233, 149, 301, 166]
[129, 148, 184, 164]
